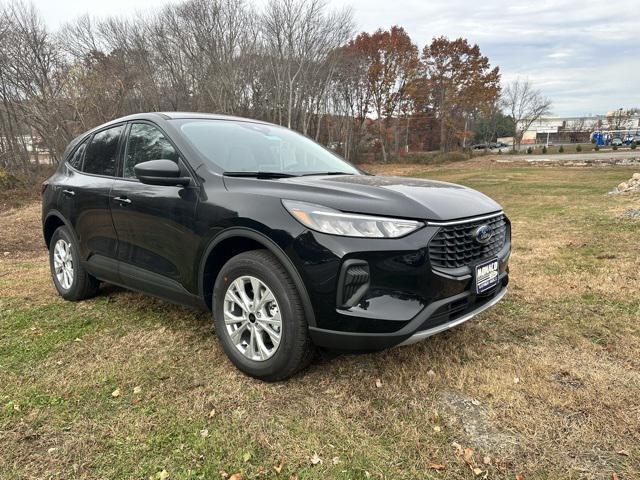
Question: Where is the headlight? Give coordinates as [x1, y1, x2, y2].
[282, 200, 423, 238]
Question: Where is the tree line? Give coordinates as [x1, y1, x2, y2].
[0, 0, 550, 171]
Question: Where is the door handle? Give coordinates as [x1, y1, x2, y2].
[113, 196, 132, 205]
[62, 189, 75, 197]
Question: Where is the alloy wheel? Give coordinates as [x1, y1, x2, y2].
[53, 238, 74, 290]
[223, 275, 282, 361]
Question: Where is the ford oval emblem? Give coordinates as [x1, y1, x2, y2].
[473, 224, 493, 244]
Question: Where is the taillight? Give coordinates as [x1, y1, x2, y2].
[41, 182, 49, 195]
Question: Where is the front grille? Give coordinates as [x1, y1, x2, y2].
[429, 214, 508, 269]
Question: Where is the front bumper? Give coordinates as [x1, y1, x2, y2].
[286, 213, 511, 351]
[308, 276, 508, 350]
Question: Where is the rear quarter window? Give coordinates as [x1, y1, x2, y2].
[83, 125, 123, 176]
[67, 141, 87, 170]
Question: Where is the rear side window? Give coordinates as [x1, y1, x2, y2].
[68, 141, 87, 170]
[83, 125, 123, 176]
[123, 123, 178, 178]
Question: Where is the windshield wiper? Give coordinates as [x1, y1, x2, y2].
[300, 171, 355, 176]
[223, 171, 298, 179]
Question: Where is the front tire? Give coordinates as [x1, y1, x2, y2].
[212, 250, 314, 381]
[49, 226, 99, 301]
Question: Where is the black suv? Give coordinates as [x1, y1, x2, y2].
[42, 112, 510, 381]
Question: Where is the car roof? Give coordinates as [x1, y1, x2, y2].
[64, 112, 276, 159]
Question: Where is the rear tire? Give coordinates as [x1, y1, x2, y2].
[49, 226, 100, 301]
[212, 250, 315, 381]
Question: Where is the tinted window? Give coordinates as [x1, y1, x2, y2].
[83, 125, 123, 176]
[124, 123, 178, 178]
[68, 141, 87, 170]
[179, 120, 358, 175]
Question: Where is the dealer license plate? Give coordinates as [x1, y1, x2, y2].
[475, 258, 499, 294]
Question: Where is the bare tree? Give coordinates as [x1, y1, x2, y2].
[502, 78, 552, 151]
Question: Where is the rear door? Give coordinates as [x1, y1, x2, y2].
[60, 124, 123, 281]
[109, 121, 201, 302]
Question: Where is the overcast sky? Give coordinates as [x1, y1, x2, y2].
[30, 0, 640, 117]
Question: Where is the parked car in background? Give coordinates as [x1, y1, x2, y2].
[611, 138, 624, 147]
[42, 112, 510, 381]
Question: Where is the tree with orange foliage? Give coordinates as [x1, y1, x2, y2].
[349, 26, 419, 161]
[419, 37, 500, 152]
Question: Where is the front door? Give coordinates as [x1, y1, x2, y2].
[110, 121, 201, 302]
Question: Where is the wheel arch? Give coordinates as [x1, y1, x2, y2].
[198, 228, 316, 327]
[43, 210, 73, 249]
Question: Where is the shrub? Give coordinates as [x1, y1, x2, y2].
[632, 141, 637, 150]
[591, 137, 596, 144]
[576, 144, 582, 152]
[497, 149, 502, 155]
[541, 146, 547, 154]
[558, 145, 564, 153]
[595, 144, 600, 151]
[526, 147, 532, 154]
[613, 144, 618, 150]
[390, 151, 470, 165]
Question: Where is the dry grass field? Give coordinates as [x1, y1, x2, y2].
[1, 161, 639, 479]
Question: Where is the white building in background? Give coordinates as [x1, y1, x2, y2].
[518, 112, 640, 145]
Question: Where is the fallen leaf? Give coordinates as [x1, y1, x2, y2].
[428, 463, 445, 471]
[513, 377, 520, 384]
[229, 473, 242, 480]
[612, 474, 619, 480]
[427, 369, 436, 377]
[433, 425, 441, 432]
[375, 378, 382, 388]
[242, 452, 251, 462]
[516, 475, 525, 480]
[473, 467, 483, 475]
[451, 442, 463, 454]
[310, 453, 322, 465]
[463, 448, 475, 464]
[209, 409, 217, 418]
[274, 460, 284, 474]
[13, 403, 20, 412]
[483, 455, 491, 465]
[47, 447, 57, 454]
[616, 450, 629, 456]
[219, 470, 229, 478]
[471, 398, 481, 406]
[111, 389, 121, 398]
[158, 470, 169, 480]
[133, 386, 142, 395]
[332, 456, 340, 465]
[200, 429, 209, 438]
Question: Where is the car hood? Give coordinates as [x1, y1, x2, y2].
[222, 174, 502, 221]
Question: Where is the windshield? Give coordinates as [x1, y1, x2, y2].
[178, 119, 359, 175]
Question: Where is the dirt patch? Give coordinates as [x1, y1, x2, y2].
[438, 390, 518, 458]
[0, 202, 45, 256]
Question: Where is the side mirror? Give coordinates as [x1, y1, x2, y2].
[134, 159, 190, 186]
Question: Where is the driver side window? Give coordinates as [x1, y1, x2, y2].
[124, 123, 179, 179]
